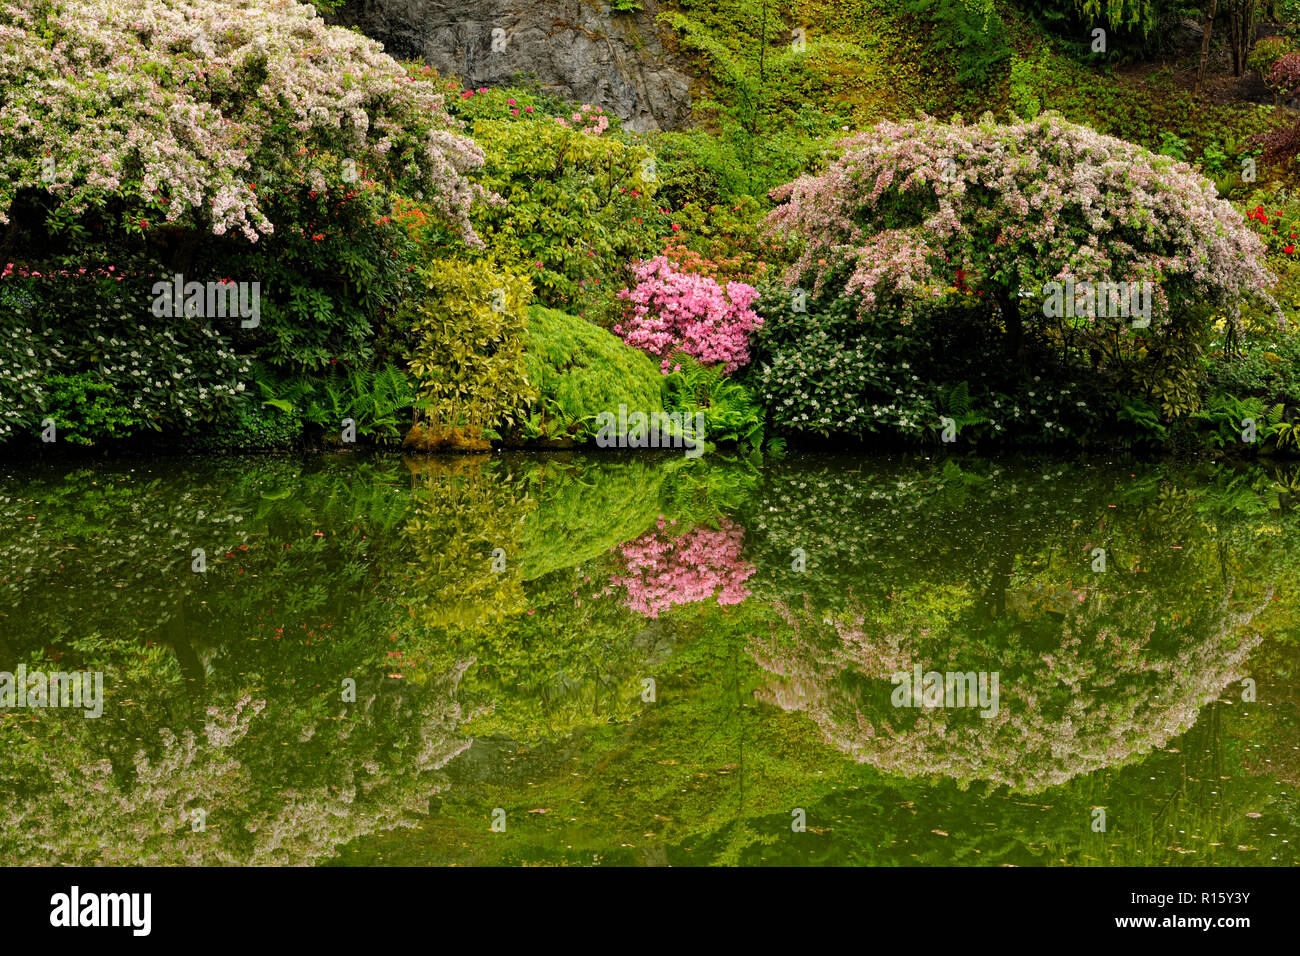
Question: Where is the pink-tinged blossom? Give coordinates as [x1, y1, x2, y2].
[615, 256, 762, 374]
[551, 103, 609, 136]
[0, 0, 489, 246]
[765, 113, 1278, 325]
[612, 516, 755, 619]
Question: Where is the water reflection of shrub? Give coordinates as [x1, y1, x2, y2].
[0, 456, 416, 663]
[404, 456, 533, 630]
[0, 671, 470, 866]
[402, 453, 672, 629]
[751, 585, 1270, 792]
[517, 456, 666, 580]
[433, 567, 672, 743]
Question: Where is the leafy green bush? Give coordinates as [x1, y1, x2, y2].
[1206, 330, 1300, 409]
[651, 129, 751, 208]
[184, 396, 302, 452]
[1008, 53, 1044, 119]
[751, 287, 938, 441]
[517, 306, 665, 444]
[1281, 0, 1300, 41]
[1251, 35, 1291, 80]
[468, 119, 660, 309]
[662, 356, 765, 448]
[0, 268, 251, 445]
[39, 374, 144, 446]
[401, 259, 535, 435]
[751, 282, 1118, 448]
[301, 364, 416, 445]
[218, 182, 423, 372]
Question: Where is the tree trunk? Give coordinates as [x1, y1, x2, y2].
[1228, 1, 1259, 78]
[1197, 0, 1218, 91]
[996, 289, 1022, 360]
[1230, 3, 1241, 76]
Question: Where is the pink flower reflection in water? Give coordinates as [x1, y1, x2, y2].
[611, 516, 755, 619]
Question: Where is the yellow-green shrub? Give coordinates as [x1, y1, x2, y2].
[402, 258, 536, 435]
[469, 119, 660, 308]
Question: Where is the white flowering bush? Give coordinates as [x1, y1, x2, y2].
[767, 112, 1273, 321]
[0, 0, 497, 448]
[0, 0, 486, 243]
[751, 285, 938, 440]
[0, 268, 249, 444]
[758, 114, 1286, 437]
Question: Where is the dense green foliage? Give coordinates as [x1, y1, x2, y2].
[8, 0, 1300, 458]
[467, 118, 661, 310]
[518, 306, 666, 445]
[402, 259, 535, 439]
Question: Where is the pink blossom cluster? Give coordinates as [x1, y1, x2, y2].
[614, 256, 762, 374]
[765, 113, 1276, 322]
[0, 0, 488, 245]
[553, 103, 609, 136]
[3, 262, 133, 279]
[611, 516, 755, 619]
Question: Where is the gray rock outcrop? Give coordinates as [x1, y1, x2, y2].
[334, 0, 694, 132]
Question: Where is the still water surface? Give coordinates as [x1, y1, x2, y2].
[1, 450, 1297, 865]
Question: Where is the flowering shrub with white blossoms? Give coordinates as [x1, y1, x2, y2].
[0, 0, 487, 244]
[766, 112, 1275, 325]
[0, 267, 250, 443]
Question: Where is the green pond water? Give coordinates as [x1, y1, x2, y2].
[1, 449, 1298, 866]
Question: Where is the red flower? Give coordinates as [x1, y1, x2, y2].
[1286, 244, 1295, 255]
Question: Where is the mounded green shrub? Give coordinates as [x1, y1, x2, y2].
[518, 306, 664, 444]
[519, 458, 666, 580]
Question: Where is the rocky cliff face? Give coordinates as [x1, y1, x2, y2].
[334, 0, 694, 132]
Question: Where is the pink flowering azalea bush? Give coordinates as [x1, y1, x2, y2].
[0, 0, 487, 243]
[611, 516, 755, 619]
[614, 256, 762, 374]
